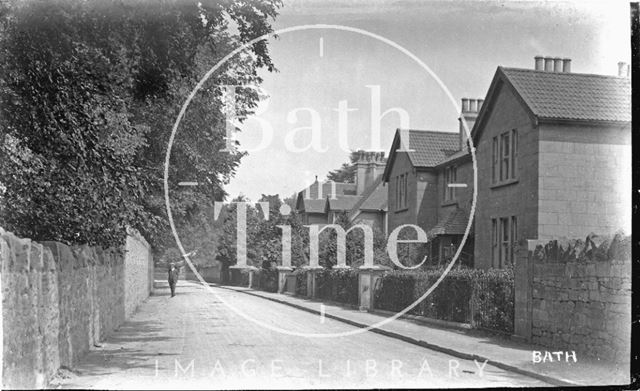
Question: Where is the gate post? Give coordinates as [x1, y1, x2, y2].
[358, 265, 389, 311]
[230, 264, 258, 288]
[305, 266, 323, 298]
[513, 239, 542, 342]
[276, 266, 293, 294]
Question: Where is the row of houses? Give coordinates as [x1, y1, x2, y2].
[294, 56, 631, 270]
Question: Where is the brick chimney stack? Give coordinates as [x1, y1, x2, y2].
[355, 150, 386, 195]
[459, 98, 483, 151]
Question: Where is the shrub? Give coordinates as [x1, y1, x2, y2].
[316, 268, 359, 305]
[293, 268, 308, 296]
[374, 267, 514, 333]
[255, 268, 278, 293]
[229, 268, 250, 287]
[470, 268, 514, 333]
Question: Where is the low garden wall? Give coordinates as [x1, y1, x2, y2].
[515, 233, 631, 362]
[1, 228, 153, 388]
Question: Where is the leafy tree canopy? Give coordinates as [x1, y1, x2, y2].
[0, 0, 282, 249]
[326, 151, 359, 183]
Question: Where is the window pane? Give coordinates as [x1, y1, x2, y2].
[492, 138, 498, 183]
[502, 218, 509, 242]
[512, 130, 518, 179]
[503, 133, 510, 156]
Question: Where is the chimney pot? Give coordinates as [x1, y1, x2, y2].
[618, 61, 629, 77]
[461, 98, 469, 112]
[562, 58, 571, 73]
[553, 57, 562, 72]
[544, 57, 554, 72]
[469, 99, 476, 112]
[534, 55, 544, 71]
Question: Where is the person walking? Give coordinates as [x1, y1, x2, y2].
[166, 250, 197, 297]
[168, 262, 181, 297]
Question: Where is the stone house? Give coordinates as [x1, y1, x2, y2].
[295, 151, 387, 232]
[382, 125, 476, 266]
[295, 181, 355, 224]
[471, 56, 631, 269]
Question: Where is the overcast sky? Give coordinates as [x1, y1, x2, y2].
[223, 0, 631, 202]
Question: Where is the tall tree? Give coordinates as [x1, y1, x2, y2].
[0, 0, 282, 248]
[326, 151, 359, 183]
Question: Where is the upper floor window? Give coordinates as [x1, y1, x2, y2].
[396, 173, 408, 210]
[443, 165, 457, 202]
[492, 129, 518, 184]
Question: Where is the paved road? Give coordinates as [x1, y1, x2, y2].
[57, 280, 548, 389]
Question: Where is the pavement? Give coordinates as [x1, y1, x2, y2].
[53, 279, 554, 389]
[217, 283, 631, 387]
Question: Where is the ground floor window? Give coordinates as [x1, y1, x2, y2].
[491, 216, 517, 268]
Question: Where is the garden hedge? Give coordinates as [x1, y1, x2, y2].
[374, 267, 514, 333]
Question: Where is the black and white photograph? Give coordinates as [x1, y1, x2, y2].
[0, 0, 634, 389]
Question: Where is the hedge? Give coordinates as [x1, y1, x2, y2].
[316, 268, 359, 305]
[374, 267, 514, 333]
[294, 268, 308, 296]
[254, 268, 278, 293]
[229, 268, 251, 287]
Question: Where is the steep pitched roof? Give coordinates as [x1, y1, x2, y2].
[500, 67, 631, 122]
[326, 195, 362, 212]
[296, 198, 327, 214]
[348, 176, 388, 220]
[426, 208, 470, 239]
[473, 67, 631, 143]
[405, 130, 460, 166]
[435, 148, 471, 168]
[383, 129, 460, 181]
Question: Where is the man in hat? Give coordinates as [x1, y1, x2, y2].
[168, 261, 181, 297]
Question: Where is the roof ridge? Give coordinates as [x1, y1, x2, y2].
[401, 128, 458, 135]
[500, 66, 630, 81]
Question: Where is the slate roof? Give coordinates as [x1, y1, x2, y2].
[435, 148, 470, 168]
[298, 198, 327, 214]
[405, 130, 460, 167]
[299, 181, 357, 200]
[347, 177, 388, 220]
[501, 67, 631, 122]
[426, 208, 470, 239]
[326, 195, 362, 212]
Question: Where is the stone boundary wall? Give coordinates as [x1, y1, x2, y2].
[515, 233, 630, 362]
[1, 229, 153, 388]
[124, 229, 153, 319]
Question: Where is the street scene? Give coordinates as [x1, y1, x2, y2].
[0, 0, 634, 389]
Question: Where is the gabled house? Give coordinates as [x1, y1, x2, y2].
[347, 176, 388, 235]
[296, 151, 387, 230]
[471, 56, 631, 269]
[382, 128, 475, 265]
[295, 181, 356, 224]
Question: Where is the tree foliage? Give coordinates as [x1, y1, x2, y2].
[0, 0, 282, 248]
[326, 151, 359, 183]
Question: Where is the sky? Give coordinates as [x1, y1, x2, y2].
[223, 0, 631, 202]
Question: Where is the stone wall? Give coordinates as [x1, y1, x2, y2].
[537, 121, 631, 239]
[1, 229, 152, 388]
[473, 82, 539, 269]
[515, 233, 631, 362]
[124, 229, 152, 319]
